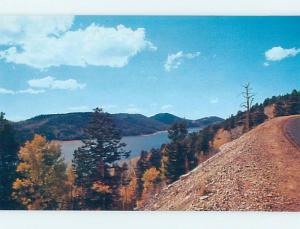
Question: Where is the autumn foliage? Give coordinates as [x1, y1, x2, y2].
[12, 135, 67, 210]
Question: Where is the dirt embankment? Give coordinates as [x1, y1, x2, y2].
[141, 115, 300, 211]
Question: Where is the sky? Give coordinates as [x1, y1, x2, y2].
[0, 16, 300, 121]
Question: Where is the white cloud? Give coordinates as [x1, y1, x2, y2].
[0, 16, 156, 69]
[28, 76, 85, 90]
[161, 104, 174, 111]
[0, 75, 84, 95]
[209, 98, 219, 104]
[265, 46, 300, 62]
[0, 87, 45, 95]
[18, 88, 45, 94]
[0, 88, 15, 94]
[164, 51, 200, 72]
[263, 62, 270, 67]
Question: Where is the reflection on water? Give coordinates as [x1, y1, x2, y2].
[58, 127, 201, 162]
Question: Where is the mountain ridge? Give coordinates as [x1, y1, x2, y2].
[150, 113, 223, 127]
[13, 112, 223, 142]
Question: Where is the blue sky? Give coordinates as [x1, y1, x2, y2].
[0, 16, 299, 121]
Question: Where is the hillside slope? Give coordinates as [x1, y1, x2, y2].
[150, 113, 223, 128]
[13, 112, 167, 141]
[150, 113, 223, 127]
[142, 115, 300, 211]
[13, 112, 223, 142]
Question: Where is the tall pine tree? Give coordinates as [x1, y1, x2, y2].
[161, 122, 188, 184]
[72, 108, 129, 210]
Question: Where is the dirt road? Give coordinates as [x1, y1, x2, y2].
[285, 117, 300, 148]
[142, 115, 300, 211]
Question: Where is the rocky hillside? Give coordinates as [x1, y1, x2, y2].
[141, 115, 300, 211]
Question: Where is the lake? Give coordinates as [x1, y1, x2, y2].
[58, 127, 201, 162]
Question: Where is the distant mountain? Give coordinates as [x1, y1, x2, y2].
[150, 113, 224, 128]
[150, 113, 184, 125]
[13, 112, 223, 142]
[192, 116, 225, 127]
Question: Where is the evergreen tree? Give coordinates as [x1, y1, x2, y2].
[161, 122, 188, 184]
[199, 126, 214, 154]
[274, 100, 286, 117]
[149, 148, 161, 169]
[286, 90, 300, 115]
[184, 137, 198, 171]
[0, 112, 19, 209]
[72, 108, 129, 210]
[250, 104, 268, 127]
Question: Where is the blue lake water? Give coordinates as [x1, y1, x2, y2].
[58, 127, 201, 162]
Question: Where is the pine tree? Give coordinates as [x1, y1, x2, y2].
[199, 127, 212, 154]
[250, 104, 268, 127]
[161, 122, 188, 184]
[184, 138, 198, 172]
[149, 148, 161, 169]
[12, 135, 67, 210]
[286, 90, 300, 115]
[274, 100, 286, 117]
[72, 108, 129, 210]
[0, 112, 19, 209]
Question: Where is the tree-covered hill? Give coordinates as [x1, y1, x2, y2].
[150, 113, 223, 128]
[13, 112, 223, 142]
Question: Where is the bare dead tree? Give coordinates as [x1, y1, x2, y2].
[241, 83, 254, 132]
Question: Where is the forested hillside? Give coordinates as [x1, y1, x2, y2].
[150, 113, 222, 127]
[13, 112, 222, 142]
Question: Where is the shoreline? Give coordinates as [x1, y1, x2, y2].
[54, 127, 201, 143]
[53, 130, 169, 143]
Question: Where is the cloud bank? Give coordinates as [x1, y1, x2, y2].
[0, 16, 156, 69]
